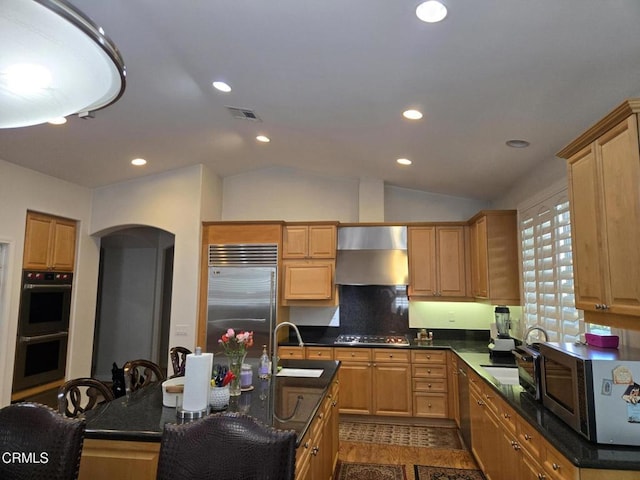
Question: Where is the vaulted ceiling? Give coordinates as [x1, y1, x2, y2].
[2, 1, 640, 201]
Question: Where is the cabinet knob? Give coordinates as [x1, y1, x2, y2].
[427, 369, 432, 374]
[503, 413, 510, 419]
[426, 355, 431, 360]
[428, 403, 432, 408]
[524, 434, 532, 441]
[537, 475, 546, 480]
[311, 446, 319, 456]
[427, 384, 432, 388]
[552, 463, 559, 471]
[304, 441, 310, 449]
[389, 354, 393, 358]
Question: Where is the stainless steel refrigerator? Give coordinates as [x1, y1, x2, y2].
[205, 244, 278, 360]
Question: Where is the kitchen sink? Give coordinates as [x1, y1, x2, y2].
[480, 365, 519, 385]
[276, 368, 324, 378]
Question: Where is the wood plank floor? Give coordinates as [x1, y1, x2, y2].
[337, 416, 479, 480]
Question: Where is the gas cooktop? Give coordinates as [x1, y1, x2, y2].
[334, 334, 410, 346]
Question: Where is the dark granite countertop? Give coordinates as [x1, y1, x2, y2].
[84, 358, 339, 447]
[281, 329, 640, 472]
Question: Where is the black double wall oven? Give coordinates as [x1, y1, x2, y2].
[13, 271, 73, 392]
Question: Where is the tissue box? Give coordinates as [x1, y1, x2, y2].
[162, 377, 184, 407]
[585, 333, 619, 349]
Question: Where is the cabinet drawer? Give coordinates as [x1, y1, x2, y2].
[542, 442, 579, 480]
[412, 364, 447, 378]
[278, 346, 305, 360]
[373, 349, 411, 363]
[305, 347, 334, 360]
[334, 348, 372, 362]
[411, 350, 447, 364]
[496, 398, 517, 435]
[516, 417, 541, 459]
[413, 393, 448, 418]
[413, 378, 447, 393]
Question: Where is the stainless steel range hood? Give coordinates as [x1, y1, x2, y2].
[335, 226, 408, 285]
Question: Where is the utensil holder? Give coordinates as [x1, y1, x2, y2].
[209, 385, 230, 410]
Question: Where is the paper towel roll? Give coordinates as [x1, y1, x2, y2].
[182, 349, 213, 412]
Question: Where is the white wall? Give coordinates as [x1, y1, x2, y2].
[91, 165, 222, 367]
[0, 160, 97, 407]
[385, 185, 488, 222]
[491, 156, 568, 209]
[222, 166, 359, 221]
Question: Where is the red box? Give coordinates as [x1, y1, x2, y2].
[585, 333, 619, 349]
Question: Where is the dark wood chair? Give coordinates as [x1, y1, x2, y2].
[156, 412, 296, 480]
[169, 346, 191, 378]
[123, 359, 165, 394]
[0, 402, 85, 480]
[58, 377, 115, 418]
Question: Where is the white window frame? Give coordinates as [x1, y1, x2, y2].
[517, 182, 601, 342]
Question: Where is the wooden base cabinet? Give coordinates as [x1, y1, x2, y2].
[335, 348, 373, 415]
[372, 349, 412, 417]
[411, 350, 449, 418]
[295, 377, 339, 480]
[335, 348, 412, 417]
[79, 439, 160, 480]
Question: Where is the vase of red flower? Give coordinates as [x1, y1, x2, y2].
[219, 329, 253, 396]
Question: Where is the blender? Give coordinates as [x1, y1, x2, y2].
[489, 306, 515, 356]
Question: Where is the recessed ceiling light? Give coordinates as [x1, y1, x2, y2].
[256, 135, 270, 143]
[403, 109, 423, 120]
[397, 158, 412, 166]
[506, 139, 530, 148]
[212, 81, 231, 92]
[47, 117, 67, 125]
[416, 1, 448, 23]
[131, 158, 147, 166]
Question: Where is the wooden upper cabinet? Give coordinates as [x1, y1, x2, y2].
[23, 211, 77, 271]
[408, 225, 467, 298]
[282, 260, 334, 300]
[283, 224, 336, 259]
[468, 211, 520, 304]
[559, 102, 640, 320]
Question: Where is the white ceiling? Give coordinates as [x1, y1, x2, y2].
[2, 1, 640, 201]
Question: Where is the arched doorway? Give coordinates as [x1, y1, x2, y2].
[92, 226, 174, 381]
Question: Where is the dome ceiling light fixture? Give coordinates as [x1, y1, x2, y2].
[0, 0, 126, 129]
[416, 1, 448, 23]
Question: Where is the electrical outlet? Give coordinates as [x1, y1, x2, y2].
[175, 325, 189, 336]
[448, 312, 455, 323]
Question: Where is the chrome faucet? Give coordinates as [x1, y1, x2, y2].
[272, 321, 304, 375]
[524, 326, 548, 345]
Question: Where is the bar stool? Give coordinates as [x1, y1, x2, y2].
[58, 377, 115, 418]
[169, 346, 191, 378]
[156, 412, 296, 480]
[0, 402, 85, 480]
[123, 359, 165, 394]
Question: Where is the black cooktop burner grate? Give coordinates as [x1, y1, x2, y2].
[334, 334, 410, 346]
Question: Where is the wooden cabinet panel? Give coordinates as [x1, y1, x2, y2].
[408, 226, 467, 298]
[412, 364, 446, 378]
[559, 100, 640, 324]
[305, 347, 334, 360]
[338, 361, 372, 415]
[279, 346, 305, 360]
[283, 261, 334, 300]
[79, 439, 160, 480]
[411, 349, 449, 419]
[372, 362, 412, 416]
[372, 348, 410, 363]
[411, 349, 447, 364]
[468, 211, 520, 304]
[283, 224, 336, 259]
[24, 212, 76, 271]
[569, 145, 607, 309]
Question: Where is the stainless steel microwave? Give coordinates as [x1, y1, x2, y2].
[540, 342, 640, 446]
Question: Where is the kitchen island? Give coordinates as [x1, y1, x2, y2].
[79, 359, 340, 480]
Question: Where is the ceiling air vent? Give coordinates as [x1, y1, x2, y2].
[225, 106, 262, 122]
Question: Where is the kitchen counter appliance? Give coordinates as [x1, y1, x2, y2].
[334, 334, 409, 346]
[513, 343, 542, 401]
[540, 342, 640, 446]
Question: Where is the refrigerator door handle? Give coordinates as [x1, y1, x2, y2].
[269, 269, 276, 355]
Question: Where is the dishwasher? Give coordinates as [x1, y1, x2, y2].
[457, 363, 471, 449]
